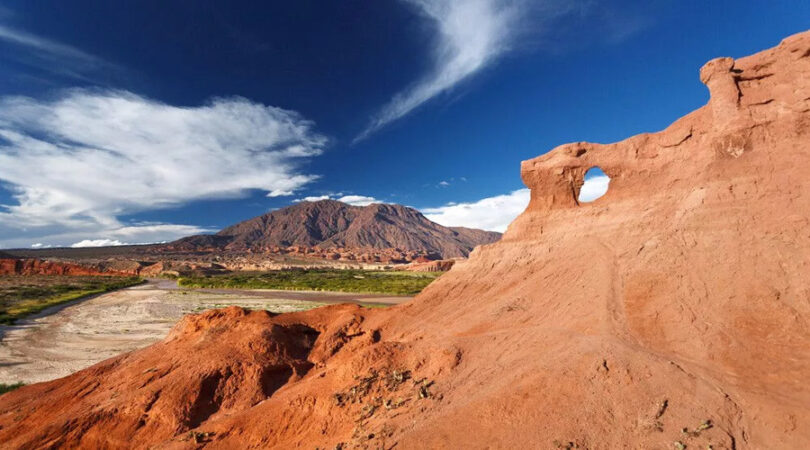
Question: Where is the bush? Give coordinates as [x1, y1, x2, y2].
[0, 382, 24, 395]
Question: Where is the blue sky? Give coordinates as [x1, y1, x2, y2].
[0, 1, 808, 248]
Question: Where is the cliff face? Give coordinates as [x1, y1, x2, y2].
[0, 255, 162, 277]
[0, 257, 131, 276]
[1, 31, 809, 449]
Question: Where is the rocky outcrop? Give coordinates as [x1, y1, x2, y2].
[2, 31, 810, 449]
[0, 258, 132, 276]
[404, 258, 456, 272]
[166, 200, 501, 259]
[0, 257, 164, 277]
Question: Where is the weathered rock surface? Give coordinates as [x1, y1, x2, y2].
[0, 257, 134, 277]
[2, 31, 810, 449]
[404, 258, 456, 272]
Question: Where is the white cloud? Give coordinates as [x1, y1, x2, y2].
[0, 223, 213, 250]
[355, 0, 526, 141]
[295, 195, 332, 203]
[336, 195, 379, 206]
[294, 193, 381, 207]
[0, 89, 324, 247]
[438, 180, 450, 187]
[71, 239, 127, 248]
[422, 188, 529, 232]
[578, 175, 610, 203]
[422, 174, 612, 232]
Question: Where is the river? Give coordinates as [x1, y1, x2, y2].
[0, 279, 410, 384]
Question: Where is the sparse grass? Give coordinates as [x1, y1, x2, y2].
[178, 269, 442, 295]
[358, 302, 391, 309]
[185, 298, 327, 314]
[0, 276, 143, 324]
[0, 382, 25, 395]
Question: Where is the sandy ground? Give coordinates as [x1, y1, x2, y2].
[0, 280, 410, 384]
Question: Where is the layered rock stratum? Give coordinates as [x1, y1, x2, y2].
[1, 31, 810, 449]
[0, 254, 162, 277]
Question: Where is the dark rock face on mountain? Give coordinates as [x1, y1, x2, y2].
[169, 200, 501, 259]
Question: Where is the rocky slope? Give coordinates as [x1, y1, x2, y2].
[166, 200, 501, 259]
[2, 31, 810, 449]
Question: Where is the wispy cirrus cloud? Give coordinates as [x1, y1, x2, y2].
[0, 89, 325, 248]
[354, 0, 654, 142]
[0, 24, 102, 65]
[0, 23, 119, 81]
[355, 0, 528, 142]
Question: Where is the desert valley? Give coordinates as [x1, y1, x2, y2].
[0, 3, 809, 449]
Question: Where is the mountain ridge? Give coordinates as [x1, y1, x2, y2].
[169, 199, 501, 259]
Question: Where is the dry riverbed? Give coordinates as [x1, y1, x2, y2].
[0, 280, 409, 384]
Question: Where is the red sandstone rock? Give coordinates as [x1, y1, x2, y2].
[138, 261, 164, 276]
[404, 259, 456, 272]
[2, 31, 810, 449]
[0, 257, 133, 277]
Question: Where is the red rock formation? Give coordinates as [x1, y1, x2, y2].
[2, 31, 810, 449]
[404, 259, 456, 272]
[0, 256, 164, 277]
[0, 257, 132, 276]
[137, 261, 164, 277]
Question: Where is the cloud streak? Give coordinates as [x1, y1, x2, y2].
[0, 89, 325, 247]
[0, 25, 102, 65]
[356, 0, 525, 141]
[0, 23, 119, 81]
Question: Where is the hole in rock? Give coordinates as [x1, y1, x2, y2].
[578, 167, 610, 203]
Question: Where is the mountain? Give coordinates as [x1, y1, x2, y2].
[169, 200, 501, 258]
[2, 31, 809, 449]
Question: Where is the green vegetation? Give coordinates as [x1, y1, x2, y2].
[0, 382, 24, 395]
[358, 302, 391, 309]
[0, 276, 143, 324]
[178, 269, 443, 295]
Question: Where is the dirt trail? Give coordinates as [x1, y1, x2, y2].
[0, 280, 409, 384]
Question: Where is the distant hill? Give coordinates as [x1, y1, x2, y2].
[169, 200, 501, 258]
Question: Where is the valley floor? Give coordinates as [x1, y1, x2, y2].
[0, 279, 410, 384]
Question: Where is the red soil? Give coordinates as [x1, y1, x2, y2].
[2, 31, 810, 449]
